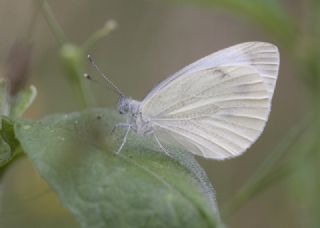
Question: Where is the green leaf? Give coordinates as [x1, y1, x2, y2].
[10, 85, 37, 118]
[0, 79, 37, 118]
[1, 117, 21, 154]
[0, 136, 11, 166]
[0, 117, 21, 168]
[13, 108, 222, 228]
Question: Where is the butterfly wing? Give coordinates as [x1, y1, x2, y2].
[145, 42, 279, 101]
[141, 65, 274, 159]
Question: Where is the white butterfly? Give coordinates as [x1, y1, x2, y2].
[88, 42, 279, 160]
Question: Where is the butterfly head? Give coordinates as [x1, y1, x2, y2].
[118, 96, 141, 115]
[118, 96, 130, 114]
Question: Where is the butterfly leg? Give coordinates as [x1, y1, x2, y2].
[111, 123, 129, 135]
[116, 125, 131, 154]
[153, 133, 171, 157]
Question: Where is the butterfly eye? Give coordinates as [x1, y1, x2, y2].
[118, 104, 126, 114]
[118, 97, 130, 114]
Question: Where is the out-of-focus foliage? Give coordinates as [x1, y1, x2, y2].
[0, 79, 36, 169]
[0, 134, 11, 167]
[172, 0, 297, 44]
[9, 85, 37, 118]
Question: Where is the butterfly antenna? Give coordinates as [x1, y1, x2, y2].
[87, 55, 124, 97]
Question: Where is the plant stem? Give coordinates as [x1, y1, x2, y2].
[222, 116, 311, 218]
[82, 20, 118, 52]
[25, 0, 40, 42]
[41, 0, 68, 45]
[39, 0, 94, 108]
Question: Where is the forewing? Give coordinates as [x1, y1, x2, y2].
[145, 42, 279, 101]
[142, 66, 271, 159]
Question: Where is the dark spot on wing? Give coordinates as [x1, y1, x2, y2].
[216, 68, 229, 78]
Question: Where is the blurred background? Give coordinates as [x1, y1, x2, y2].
[0, 0, 316, 227]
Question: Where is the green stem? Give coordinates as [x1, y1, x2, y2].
[41, 0, 68, 45]
[223, 163, 293, 219]
[82, 20, 117, 52]
[72, 56, 95, 108]
[25, 0, 40, 42]
[60, 45, 95, 108]
[222, 115, 311, 218]
[39, 0, 94, 108]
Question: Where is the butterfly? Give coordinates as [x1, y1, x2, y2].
[87, 42, 279, 160]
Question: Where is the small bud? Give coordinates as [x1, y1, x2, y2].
[5, 41, 32, 96]
[105, 19, 118, 31]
